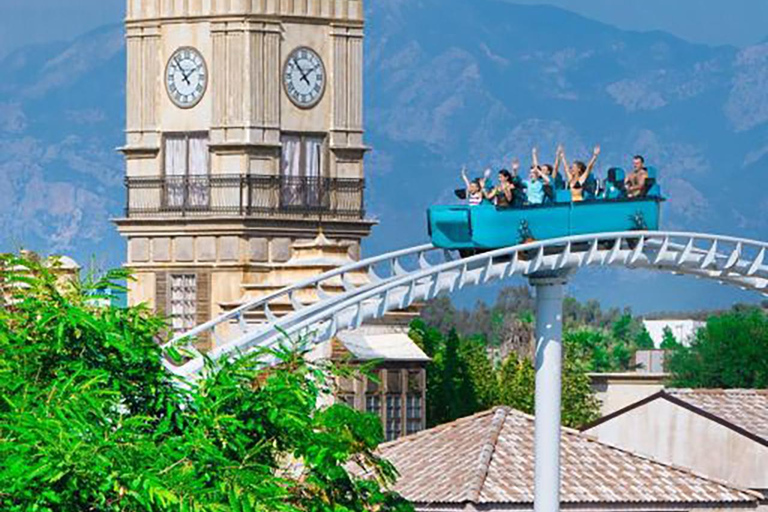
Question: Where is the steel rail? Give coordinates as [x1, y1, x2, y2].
[165, 231, 768, 377]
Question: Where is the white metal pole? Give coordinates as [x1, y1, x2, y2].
[531, 275, 566, 512]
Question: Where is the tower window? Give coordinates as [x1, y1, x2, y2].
[366, 394, 381, 415]
[169, 274, 197, 334]
[385, 394, 403, 441]
[406, 394, 423, 435]
[164, 133, 210, 209]
[280, 134, 326, 208]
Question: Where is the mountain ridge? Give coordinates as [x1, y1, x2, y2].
[1, 1, 766, 311]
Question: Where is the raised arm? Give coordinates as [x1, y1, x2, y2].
[511, 158, 520, 177]
[560, 149, 573, 182]
[480, 167, 491, 188]
[538, 167, 550, 185]
[532, 147, 540, 170]
[585, 145, 600, 177]
[553, 145, 563, 179]
[460, 166, 471, 189]
[477, 167, 492, 198]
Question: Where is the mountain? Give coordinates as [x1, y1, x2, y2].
[362, 0, 768, 311]
[0, 25, 125, 270]
[0, 1, 766, 311]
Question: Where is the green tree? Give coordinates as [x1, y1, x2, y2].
[561, 354, 601, 426]
[564, 328, 613, 372]
[410, 321, 480, 427]
[0, 254, 410, 512]
[460, 335, 499, 409]
[634, 327, 655, 350]
[410, 321, 600, 429]
[497, 353, 535, 414]
[667, 308, 768, 388]
[660, 326, 681, 349]
[495, 350, 599, 427]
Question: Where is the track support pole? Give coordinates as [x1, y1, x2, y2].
[530, 273, 568, 512]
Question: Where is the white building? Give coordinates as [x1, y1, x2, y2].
[643, 319, 704, 347]
[583, 389, 768, 496]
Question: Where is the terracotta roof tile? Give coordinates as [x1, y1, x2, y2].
[374, 407, 758, 506]
[666, 389, 768, 441]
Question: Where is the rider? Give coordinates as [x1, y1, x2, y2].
[561, 145, 600, 202]
[625, 155, 648, 198]
[525, 148, 551, 205]
[486, 168, 515, 207]
[460, 166, 491, 206]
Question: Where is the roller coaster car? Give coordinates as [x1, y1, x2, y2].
[429, 167, 663, 252]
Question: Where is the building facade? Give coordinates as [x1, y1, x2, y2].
[333, 329, 430, 441]
[115, 0, 374, 336]
[589, 371, 667, 415]
[583, 389, 768, 496]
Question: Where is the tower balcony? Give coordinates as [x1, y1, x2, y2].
[124, 174, 366, 220]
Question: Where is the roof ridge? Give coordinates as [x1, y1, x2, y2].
[574, 432, 762, 500]
[500, 406, 586, 436]
[377, 408, 499, 449]
[466, 407, 507, 502]
[659, 391, 768, 445]
[669, 388, 768, 395]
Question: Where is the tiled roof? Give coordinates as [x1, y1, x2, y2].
[373, 407, 758, 506]
[666, 389, 768, 442]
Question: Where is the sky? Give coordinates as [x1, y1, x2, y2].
[508, 0, 768, 48]
[1, 0, 768, 58]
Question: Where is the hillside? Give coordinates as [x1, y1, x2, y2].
[1, 1, 766, 310]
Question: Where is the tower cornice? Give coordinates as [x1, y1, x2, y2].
[126, 0, 364, 25]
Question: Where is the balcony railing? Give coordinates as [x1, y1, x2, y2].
[124, 175, 366, 219]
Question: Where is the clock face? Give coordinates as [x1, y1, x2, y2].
[283, 47, 326, 108]
[166, 47, 208, 109]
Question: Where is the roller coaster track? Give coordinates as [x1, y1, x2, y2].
[164, 231, 768, 378]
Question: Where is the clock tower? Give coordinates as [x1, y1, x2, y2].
[115, 0, 375, 337]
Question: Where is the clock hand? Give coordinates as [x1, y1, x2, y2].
[175, 57, 191, 85]
[293, 59, 311, 86]
[181, 65, 195, 84]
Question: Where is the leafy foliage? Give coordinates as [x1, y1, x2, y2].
[667, 308, 768, 388]
[565, 316, 653, 373]
[413, 286, 667, 428]
[659, 326, 681, 350]
[0, 254, 411, 512]
[421, 288, 655, 370]
[409, 320, 600, 428]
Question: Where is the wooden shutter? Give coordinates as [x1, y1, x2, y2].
[155, 271, 168, 316]
[195, 270, 211, 350]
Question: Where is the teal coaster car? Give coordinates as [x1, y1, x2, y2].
[428, 167, 663, 251]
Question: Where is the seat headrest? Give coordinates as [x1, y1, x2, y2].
[645, 166, 658, 179]
[607, 167, 625, 182]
